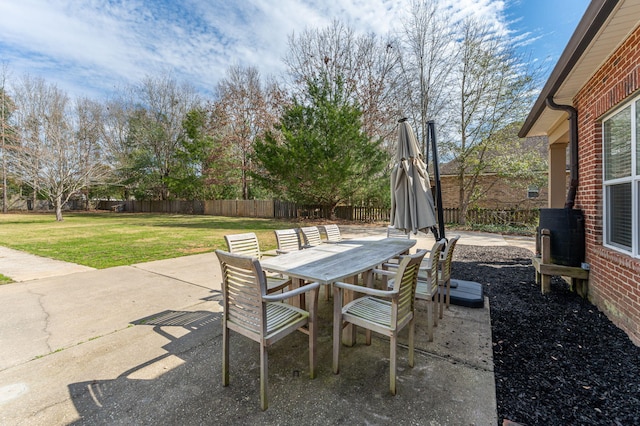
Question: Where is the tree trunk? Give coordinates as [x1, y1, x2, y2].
[458, 172, 466, 225]
[2, 153, 6, 214]
[55, 194, 63, 221]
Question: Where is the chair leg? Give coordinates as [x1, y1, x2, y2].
[438, 287, 444, 320]
[408, 318, 415, 368]
[260, 345, 268, 411]
[365, 329, 372, 345]
[308, 286, 318, 379]
[426, 301, 434, 342]
[332, 286, 342, 374]
[390, 334, 397, 396]
[433, 295, 439, 327]
[446, 278, 451, 309]
[222, 324, 230, 386]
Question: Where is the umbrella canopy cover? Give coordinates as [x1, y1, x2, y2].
[390, 120, 437, 234]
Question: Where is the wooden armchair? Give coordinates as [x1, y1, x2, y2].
[332, 249, 428, 395]
[415, 240, 446, 341]
[216, 250, 320, 410]
[322, 224, 343, 242]
[300, 226, 322, 248]
[414, 235, 459, 317]
[387, 226, 410, 239]
[224, 232, 290, 293]
[437, 235, 459, 312]
[274, 229, 302, 254]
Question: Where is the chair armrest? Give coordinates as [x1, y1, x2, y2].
[370, 268, 395, 277]
[261, 250, 278, 257]
[386, 260, 431, 271]
[380, 263, 399, 269]
[333, 281, 396, 298]
[262, 282, 320, 302]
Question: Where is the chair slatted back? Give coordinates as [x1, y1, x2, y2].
[300, 226, 322, 247]
[428, 240, 446, 293]
[323, 224, 342, 242]
[225, 233, 262, 259]
[441, 235, 460, 282]
[216, 250, 267, 339]
[391, 249, 430, 326]
[274, 229, 301, 253]
[387, 226, 409, 239]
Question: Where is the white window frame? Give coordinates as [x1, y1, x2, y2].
[602, 97, 639, 258]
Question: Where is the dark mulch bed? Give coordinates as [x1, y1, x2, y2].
[453, 244, 640, 426]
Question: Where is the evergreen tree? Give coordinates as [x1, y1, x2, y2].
[252, 76, 388, 217]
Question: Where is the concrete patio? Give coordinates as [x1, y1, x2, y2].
[0, 227, 532, 424]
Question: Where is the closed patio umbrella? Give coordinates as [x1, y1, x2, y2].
[390, 118, 437, 235]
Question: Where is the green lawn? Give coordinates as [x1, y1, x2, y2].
[0, 212, 299, 269]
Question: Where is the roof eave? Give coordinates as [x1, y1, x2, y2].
[519, 0, 620, 138]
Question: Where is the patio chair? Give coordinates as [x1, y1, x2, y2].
[300, 226, 323, 248]
[224, 232, 290, 294]
[216, 249, 320, 410]
[383, 226, 412, 269]
[415, 239, 446, 341]
[434, 235, 460, 314]
[387, 226, 410, 239]
[322, 224, 343, 242]
[332, 248, 430, 395]
[274, 229, 302, 254]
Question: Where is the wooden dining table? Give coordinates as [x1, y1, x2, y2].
[260, 237, 416, 345]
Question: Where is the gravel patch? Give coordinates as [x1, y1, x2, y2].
[453, 244, 640, 426]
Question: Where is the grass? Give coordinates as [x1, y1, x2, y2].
[0, 212, 300, 269]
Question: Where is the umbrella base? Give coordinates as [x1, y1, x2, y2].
[448, 279, 484, 308]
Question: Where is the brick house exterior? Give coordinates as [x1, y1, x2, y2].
[520, 0, 640, 345]
[439, 173, 550, 209]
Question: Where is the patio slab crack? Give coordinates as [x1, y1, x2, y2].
[28, 287, 54, 355]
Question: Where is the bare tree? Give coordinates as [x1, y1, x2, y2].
[0, 63, 17, 213]
[396, 0, 457, 155]
[449, 17, 538, 223]
[284, 20, 402, 153]
[99, 89, 140, 200]
[128, 75, 201, 200]
[11, 76, 108, 221]
[75, 97, 107, 209]
[212, 65, 281, 199]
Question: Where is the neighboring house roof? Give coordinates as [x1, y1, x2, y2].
[519, 0, 640, 139]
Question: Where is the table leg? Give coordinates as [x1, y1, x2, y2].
[290, 277, 304, 308]
[342, 274, 358, 346]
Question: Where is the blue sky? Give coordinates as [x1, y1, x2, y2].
[0, 0, 590, 100]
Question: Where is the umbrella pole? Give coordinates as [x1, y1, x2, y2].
[427, 120, 446, 241]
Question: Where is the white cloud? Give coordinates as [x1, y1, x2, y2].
[0, 0, 512, 99]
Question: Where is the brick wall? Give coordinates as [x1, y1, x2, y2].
[439, 174, 550, 209]
[574, 24, 640, 345]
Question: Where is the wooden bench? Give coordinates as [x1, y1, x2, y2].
[532, 228, 589, 297]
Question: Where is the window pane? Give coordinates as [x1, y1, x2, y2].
[607, 183, 632, 249]
[604, 105, 631, 180]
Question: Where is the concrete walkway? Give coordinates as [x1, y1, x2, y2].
[0, 228, 534, 425]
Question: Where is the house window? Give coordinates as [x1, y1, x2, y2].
[602, 99, 639, 257]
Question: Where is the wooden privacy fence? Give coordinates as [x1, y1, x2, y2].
[204, 199, 274, 217]
[96, 199, 538, 226]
